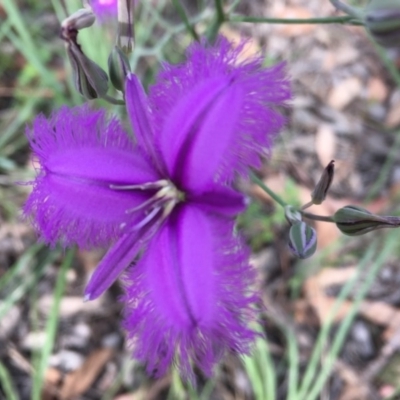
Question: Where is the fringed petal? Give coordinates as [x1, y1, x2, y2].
[157, 76, 230, 183]
[173, 84, 243, 192]
[122, 205, 258, 380]
[125, 73, 164, 173]
[150, 36, 291, 182]
[24, 106, 158, 248]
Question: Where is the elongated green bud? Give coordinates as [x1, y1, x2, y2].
[365, 0, 400, 47]
[311, 160, 335, 205]
[333, 205, 400, 235]
[67, 41, 109, 99]
[108, 45, 131, 92]
[288, 222, 317, 259]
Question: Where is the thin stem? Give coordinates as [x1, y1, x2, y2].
[366, 132, 400, 201]
[171, 0, 199, 41]
[215, 0, 224, 22]
[250, 172, 288, 208]
[229, 14, 363, 25]
[384, 216, 400, 225]
[369, 35, 400, 88]
[206, 0, 225, 43]
[329, 0, 363, 19]
[301, 201, 313, 211]
[301, 211, 334, 223]
[102, 94, 125, 105]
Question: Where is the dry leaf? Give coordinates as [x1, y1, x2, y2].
[304, 267, 356, 323]
[322, 45, 359, 70]
[305, 266, 400, 333]
[219, 26, 261, 59]
[45, 367, 62, 385]
[367, 77, 388, 102]
[39, 295, 103, 318]
[315, 124, 336, 167]
[386, 99, 400, 127]
[328, 77, 362, 110]
[60, 348, 114, 399]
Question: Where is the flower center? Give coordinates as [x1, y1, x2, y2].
[110, 179, 185, 230]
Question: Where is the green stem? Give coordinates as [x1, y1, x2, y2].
[171, 0, 199, 41]
[206, 0, 225, 43]
[102, 94, 125, 105]
[215, 0, 225, 22]
[301, 201, 313, 211]
[366, 132, 400, 201]
[250, 172, 288, 208]
[329, 0, 363, 19]
[301, 211, 334, 223]
[229, 14, 363, 25]
[369, 35, 400, 88]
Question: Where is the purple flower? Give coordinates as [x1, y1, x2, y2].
[24, 37, 290, 378]
[90, 0, 117, 20]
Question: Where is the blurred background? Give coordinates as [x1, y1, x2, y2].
[3, 0, 400, 399]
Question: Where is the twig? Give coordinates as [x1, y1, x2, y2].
[362, 327, 400, 381]
[229, 14, 363, 25]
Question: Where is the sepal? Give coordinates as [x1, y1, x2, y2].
[67, 41, 109, 99]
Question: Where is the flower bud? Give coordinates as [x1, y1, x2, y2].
[61, 8, 95, 36]
[108, 45, 131, 92]
[285, 205, 302, 225]
[333, 205, 400, 236]
[67, 41, 109, 99]
[365, 0, 400, 47]
[311, 160, 334, 205]
[288, 222, 317, 259]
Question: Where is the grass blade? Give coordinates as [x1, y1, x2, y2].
[31, 248, 74, 400]
[243, 333, 277, 400]
[305, 233, 397, 400]
[0, 248, 59, 321]
[0, 361, 18, 400]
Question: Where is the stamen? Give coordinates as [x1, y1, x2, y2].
[110, 180, 169, 191]
[125, 186, 172, 214]
[132, 206, 161, 231]
[112, 178, 185, 231]
[125, 195, 158, 214]
[163, 199, 177, 218]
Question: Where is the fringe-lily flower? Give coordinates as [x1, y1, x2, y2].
[90, 0, 117, 19]
[24, 38, 290, 378]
